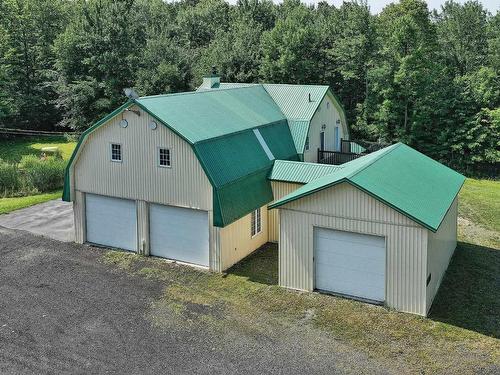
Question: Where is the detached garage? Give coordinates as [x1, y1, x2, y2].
[270, 143, 465, 316]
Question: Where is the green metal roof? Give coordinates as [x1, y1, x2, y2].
[136, 86, 285, 143]
[261, 84, 329, 120]
[350, 141, 366, 154]
[199, 82, 349, 155]
[269, 143, 465, 232]
[287, 120, 310, 155]
[202, 83, 328, 121]
[63, 87, 298, 227]
[269, 160, 343, 184]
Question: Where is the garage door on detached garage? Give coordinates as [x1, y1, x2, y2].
[149, 204, 209, 267]
[86, 194, 137, 251]
[314, 228, 386, 302]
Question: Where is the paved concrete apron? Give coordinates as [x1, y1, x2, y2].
[0, 199, 74, 242]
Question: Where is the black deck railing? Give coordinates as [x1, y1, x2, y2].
[317, 149, 361, 165]
[318, 139, 389, 165]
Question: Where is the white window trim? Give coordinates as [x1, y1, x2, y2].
[157, 147, 171, 168]
[251, 208, 262, 237]
[110, 142, 122, 163]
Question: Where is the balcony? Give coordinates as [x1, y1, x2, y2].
[317, 139, 387, 165]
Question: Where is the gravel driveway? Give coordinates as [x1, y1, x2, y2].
[0, 227, 390, 375]
[0, 199, 74, 242]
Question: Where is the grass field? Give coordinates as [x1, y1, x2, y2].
[0, 136, 76, 163]
[458, 178, 499, 248]
[0, 137, 75, 213]
[0, 190, 63, 215]
[101, 177, 499, 374]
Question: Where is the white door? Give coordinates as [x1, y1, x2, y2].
[314, 228, 385, 302]
[149, 204, 209, 267]
[86, 194, 137, 251]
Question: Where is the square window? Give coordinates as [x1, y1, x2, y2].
[251, 208, 262, 237]
[158, 148, 171, 167]
[111, 143, 122, 162]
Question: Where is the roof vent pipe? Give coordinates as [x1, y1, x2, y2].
[308, 93, 312, 102]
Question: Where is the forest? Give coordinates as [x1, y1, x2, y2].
[0, 0, 498, 175]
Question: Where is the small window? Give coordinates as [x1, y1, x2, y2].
[158, 148, 171, 167]
[251, 208, 262, 237]
[305, 136, 309, 151]
[111, 143, 122, 162]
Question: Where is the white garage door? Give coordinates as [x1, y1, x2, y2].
[149, 204, 209, 267]
[86, 194, 137, 251]
[314, 228, 385, 302]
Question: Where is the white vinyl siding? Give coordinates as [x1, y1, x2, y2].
[149, 204, 209, 266]
[85, 194, 137, 251]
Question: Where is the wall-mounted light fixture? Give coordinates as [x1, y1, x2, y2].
[125, 108, 141, 116]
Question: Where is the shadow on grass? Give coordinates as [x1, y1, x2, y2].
[230, 241, 499, 339]
[226, 243, 278, 286]
[429, 241, 499, 339]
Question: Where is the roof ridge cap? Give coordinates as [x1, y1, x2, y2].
[273, 159, 344, 168]
[140, 85, 263, 100]
[346, 143, 401, 179]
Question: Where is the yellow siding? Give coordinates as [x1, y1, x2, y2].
[209, 210, 221, 272]
[426, 197, 458, 313]
[73, 190, 85, 244]
[269, 181, 302, 242]
[136, 200, 149, 255]
[279, 182, 429, 316]
[303, 93, 347, 163]
[73, 105, 212, 211]
[71, 105, 221, 269]
[219, 204, 268, 271]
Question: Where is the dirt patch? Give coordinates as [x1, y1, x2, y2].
[458, 217, 499, 249]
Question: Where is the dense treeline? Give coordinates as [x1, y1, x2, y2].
[0, 0, 498, 174]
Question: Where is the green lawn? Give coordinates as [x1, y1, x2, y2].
[0, 136, 76, 163]
[0, 137, 75, 214]
[0, 190, 63, 214]
[101, 177, 500, 374]
[458, 178, 499, 249]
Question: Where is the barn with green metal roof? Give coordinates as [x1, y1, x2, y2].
[63, 74, 463, 316]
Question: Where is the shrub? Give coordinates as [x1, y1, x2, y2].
[0, 159, 21, 196]
[20, 155, 67, 192]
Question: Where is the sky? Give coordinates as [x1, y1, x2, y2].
[225, 1, 499, 14]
